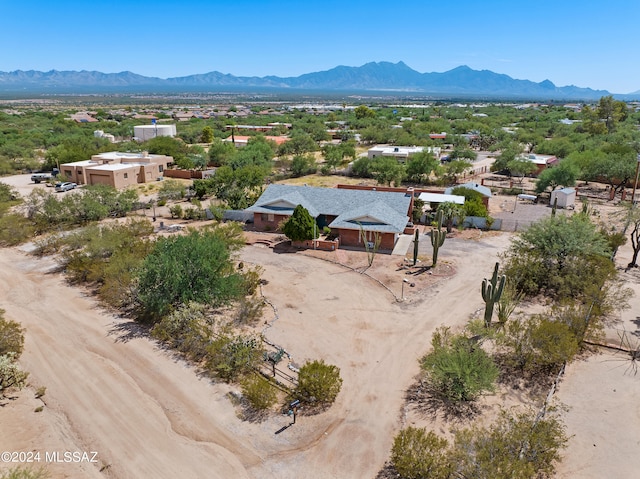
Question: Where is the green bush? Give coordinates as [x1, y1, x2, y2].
[205, 333, 263, 382]
[0, 353, 28, 394]
[500, 316, 579, 373]
[151, 302, 210, 361]
[0, 466, 50, 479]
[169, 204, 183, 219]
[241, 374, 278, 411]
[421, 327, 498, 402]
[391, 427, 452, 479]
[0, 214, 33, 246]
[452, 408, 568, 479]
[158, 179, 186, 200]
[294, 359, 343, 406]
[0, 309, 25, 358]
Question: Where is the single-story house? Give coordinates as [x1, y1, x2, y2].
[418, 192, 465, 206]
[60, 151, 173, 189]
[445, 182, 492, 208]
[133, 124, 177, 141]
[222, 135, 290, 148]
[367, 145, 441, 163]
[520, 154, 559, 175]
[246, 184, 413, 250]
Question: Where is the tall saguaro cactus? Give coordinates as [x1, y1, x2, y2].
[431, 210, 446, 267]
[412, 228, 420, 266]
[481, 262, 506, 327]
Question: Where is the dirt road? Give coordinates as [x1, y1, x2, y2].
[0, 234, 509, 478]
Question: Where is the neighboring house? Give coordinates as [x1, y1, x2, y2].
[69, 112, 98, 123]
[222, 135, 290, 148]
[226, 125, 274, 132]
[60, 151, 173, 189]
[418, 192, 465, 206]
[246, 184, 413, 250]
[367, 145, 441, 163]
[445, 182, 492, 208]
[133, 124, 177, 142]
[519, 154, 559, 175]
[94, 130, 116, 143]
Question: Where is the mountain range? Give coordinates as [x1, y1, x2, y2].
[0, 61, 626, 100]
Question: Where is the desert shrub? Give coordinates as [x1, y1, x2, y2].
[499, 316, 579, 373]
[496, 283, 524, 324]
[391, 427, 452, 479]
[151, 302, 211, 361]
[451, 408, 568, 479]
[157, 198, 167, 207]
[57, 220, 153, 307]
[463, 197, 488, 217]
[0, 466, 50, 479]
[0, 182, 19, 203]
[241, 373, 278, 411]
[205, 333, 263, 382]
[294, 359, 343, 406]
[0, 309, 25, 357]
[234, 297, 265, 326]
[502, 214, 612, 300]
[290, 154, 317, 177]
[0, 214, 34, 246]
[0, 353, 28, 395]
[241, 265, 263, 295]
[421, 327, 498, 402]
[169, 204, 183, 219]
[158, 179, 186, 201]
[183, 207, 205, 220]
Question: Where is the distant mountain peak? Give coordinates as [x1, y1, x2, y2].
[0, 62, 615, 100]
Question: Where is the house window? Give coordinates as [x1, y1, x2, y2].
[123, 173, 128, 179]
[158, 165, 164, 172]
[261, 213, 275, 222]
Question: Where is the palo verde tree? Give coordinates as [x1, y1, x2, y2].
[136, 225, 247, 323]
[535, 160, 579, 194]
[282, 205, 317, 242]
[506, 157, 537, 184]
[502, 213, 612, 300]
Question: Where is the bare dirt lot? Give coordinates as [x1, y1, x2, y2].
[1, 210, 639, 478]
[0, 229, 507, 478]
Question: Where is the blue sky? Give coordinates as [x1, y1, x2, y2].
[3, 0, 639, 93]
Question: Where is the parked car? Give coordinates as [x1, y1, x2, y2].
[55, 182, 77, 192]
[31, 173, 54, 183]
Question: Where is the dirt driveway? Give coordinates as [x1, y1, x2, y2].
[0, 232, 509, 478]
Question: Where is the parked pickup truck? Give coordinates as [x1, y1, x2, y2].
[31, 173, 54, 183]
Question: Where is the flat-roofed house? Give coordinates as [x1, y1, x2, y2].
[247, 184, 413, 251]
[367, 145, 440, 163]
[60, 151, 173, 189]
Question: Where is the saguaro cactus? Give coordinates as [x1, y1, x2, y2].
[412, 228, 420, 266]
[481, 262, 506, 327]
[431, 210, 446, 267]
